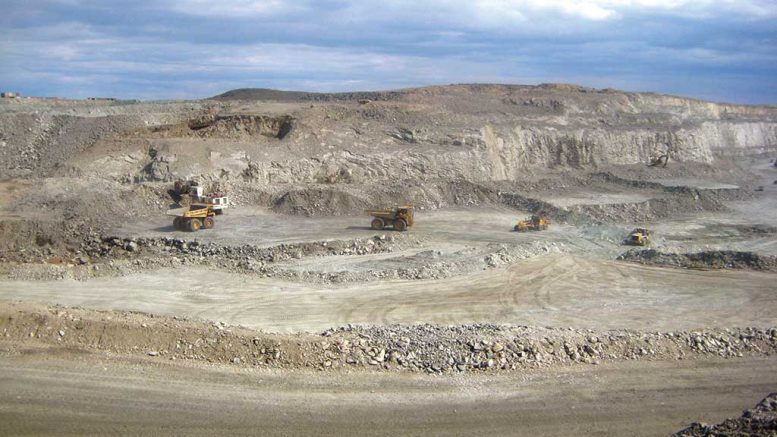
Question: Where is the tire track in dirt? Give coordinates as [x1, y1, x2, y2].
[0, 253, 775, 332]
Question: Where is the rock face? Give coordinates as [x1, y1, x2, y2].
[2, 84, 776, 182]
[0, 102, 198, 178]
[219, 84, 777, 179]
[1, 84, 775, 229]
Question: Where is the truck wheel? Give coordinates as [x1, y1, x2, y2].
[187, 219, 202, 232]
[394, 219, 407, 232]
[203, 217, 215, 229]
[173, 217, 184, 231]
[371, 218, 384, 230]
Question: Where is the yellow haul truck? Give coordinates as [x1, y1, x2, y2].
[167, 203, 217, 232]
[366, 205, 415, 231]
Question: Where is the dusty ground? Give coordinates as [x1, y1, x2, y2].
[1, 300, 776, 435]
[2, 254, 776, 332]
[2, 197, 775, 332]
[1, 84, 776, 435]
[1, 347, 775, 436]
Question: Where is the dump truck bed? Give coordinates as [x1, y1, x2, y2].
[167, 204, 213, 219]
[365, 209, 398, 219]
[365, 205, 414, 216]
[165, 207, 189, 217]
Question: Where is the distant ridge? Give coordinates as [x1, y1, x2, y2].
[209, 83, 777, 108]
[208, 83, 601, 102]
[209, 87, 404, 102]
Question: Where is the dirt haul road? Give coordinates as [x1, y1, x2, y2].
[1, 349, 775, 437]
[1, 254, 775, 332]
[2, 202, 776, 332]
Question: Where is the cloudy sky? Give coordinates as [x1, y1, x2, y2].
[1, 0, 775, 103]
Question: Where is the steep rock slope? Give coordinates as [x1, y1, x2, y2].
[2, 84, 775, 184]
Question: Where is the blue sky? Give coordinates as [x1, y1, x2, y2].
[1, 0, 775, 103]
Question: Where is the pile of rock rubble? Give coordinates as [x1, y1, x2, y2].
[618, 249, 777, 272]
[3, 232, 567, 284]
[3, 303, 775, 374]
[317, 324, 777, 373]
[2, 233, 420, 280]
[673, 392, 777, 436]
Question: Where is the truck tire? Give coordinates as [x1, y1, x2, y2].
[203, 217, 215, 229]
[394, 219, 407, 232]
[371, 218, 384, 230]
[187, 218, 202, 232]
[173, 217, 184, 231]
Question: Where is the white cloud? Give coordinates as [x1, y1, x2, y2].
[467, 0, 777, 24]
[166, 0, 306, 17]
[169, 0, 777, 25]
[207, 43, 508, 82]
[2, 0, 775, 102]
[482, 0, 617, 21]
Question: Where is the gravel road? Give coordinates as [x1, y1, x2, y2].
[1, 349, 774, 436]
[1, 253, 774, 332]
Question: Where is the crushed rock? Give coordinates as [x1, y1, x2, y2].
[618, 249, 777, 272]
[672, 392, 777, 436]
[3, 233, 567, 284]
[1, 302, 775, 374]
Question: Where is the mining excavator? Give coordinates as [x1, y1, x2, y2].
[170, 180, 229, 214]
[648, 153, 669, 168]
[366, 205, 415, 231]
[514, 215, 550, 232]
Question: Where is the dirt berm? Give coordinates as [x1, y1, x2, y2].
[618, 249, 777, 272]
[2, 302, 776, 374]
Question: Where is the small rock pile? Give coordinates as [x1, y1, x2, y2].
[3, 233, 425, 281]
[300, 241, 567, 284]
[483, 241, 565, 268]
[83, 233, 412, 260]
[316, 325, 777, 373]
[618, 249, 777, 272]
[4, 231, 568, 284]
[86, 234, 415, 271]
[673, 392, 777, 436]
